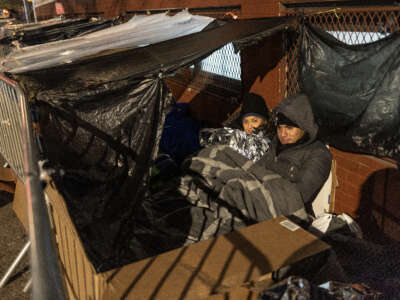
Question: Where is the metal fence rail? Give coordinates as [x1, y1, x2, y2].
[0, 74, 66, 300]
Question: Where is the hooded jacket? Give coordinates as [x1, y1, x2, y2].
[258, 93, 332, 205]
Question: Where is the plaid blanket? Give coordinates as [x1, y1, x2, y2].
[179, 145, 307, 243]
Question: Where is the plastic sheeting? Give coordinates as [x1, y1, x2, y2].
[0, 17, 117, 57]
[6, 16, 295, 81]
[2, 11, 214, 73]
[299, 25, 400, 162]
[38, 77, 173, 271]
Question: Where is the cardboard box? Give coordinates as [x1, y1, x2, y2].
[45, 182, 330, 300]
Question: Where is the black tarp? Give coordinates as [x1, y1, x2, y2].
[10, 16, 296, 80]
[10, 16, 297, 272]
[299, 24, 400, 162]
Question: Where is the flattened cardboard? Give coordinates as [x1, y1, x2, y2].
[207, 286, 258, 300]
[0, 181, 14, 193]
[102, 218, 330, 299]
[329, 159, 338, 213]
[206, 273, 273, 300]
[0, 167, 16, 193]
[0, 167, 16, 182]
[45, 183, 330, 300]
[12, 179, 29, 231]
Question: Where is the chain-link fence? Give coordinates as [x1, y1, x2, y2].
[197, 42, 241, 81]
[284, 8, 400, 97]
[172, 42, 242, 95]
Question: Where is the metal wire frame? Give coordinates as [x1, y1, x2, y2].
[0, 77, 25, 180]
[170, 42, 242, 96]
[283, 7, 400, 97]
[0, 74, 66, 300]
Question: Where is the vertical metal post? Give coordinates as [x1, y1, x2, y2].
[17, 84, 66, 300]
[33, 3, 38, 23]
[0, 241, 31, 288]
[23, 0, 31, 23]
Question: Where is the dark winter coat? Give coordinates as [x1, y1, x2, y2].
[258, 94, 332, 204]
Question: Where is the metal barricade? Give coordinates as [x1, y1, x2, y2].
[0, 76, 25, 179]
[0, 74, 66, 300]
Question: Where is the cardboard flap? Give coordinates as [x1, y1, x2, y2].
[0, 181, 15, 193]
[0, 167, 16, 182]
[12, 179, 28, 231]
[0, 167, 16, 193]
[102, 217, 330, 300]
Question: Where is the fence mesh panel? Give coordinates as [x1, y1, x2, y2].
[198, 43, 241, 81]
[171, 42, 242, 95]
[0, 79, 24, 180]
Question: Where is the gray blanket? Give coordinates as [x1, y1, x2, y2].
[179, 145, 307, 243]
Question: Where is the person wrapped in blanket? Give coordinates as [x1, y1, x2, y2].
[258, 93, 332, 213]
[199, 92, 274, 162]
[172, 93, 322, 244]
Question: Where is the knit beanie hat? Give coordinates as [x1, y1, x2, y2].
[240, 93, 269, 122]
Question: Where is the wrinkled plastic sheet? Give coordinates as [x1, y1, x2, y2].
[299, 25, 400, 161]
[38, 77, 173, 271]
[2, 11, 214, 73]
[0, 17, 117, 57]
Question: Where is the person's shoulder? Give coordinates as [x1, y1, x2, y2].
[309, 140, 332, 157]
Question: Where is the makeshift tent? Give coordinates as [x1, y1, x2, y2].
[5, 10, 399, 272]
[299, 24, 400, 162]
[1, 13, 297, 272]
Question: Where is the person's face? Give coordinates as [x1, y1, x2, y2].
[277, 124, 305, 144]
[242, 116, 266, 134]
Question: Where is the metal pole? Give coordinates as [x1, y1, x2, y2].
[17, 84, 66, 300]
[23, 278, 32, 293]
[23, 0, 31, 23]
[0, 241, 30, 288]
[33, 2, 38, 23]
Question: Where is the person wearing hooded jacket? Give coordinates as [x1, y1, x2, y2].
[259, 93, 332, 208]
